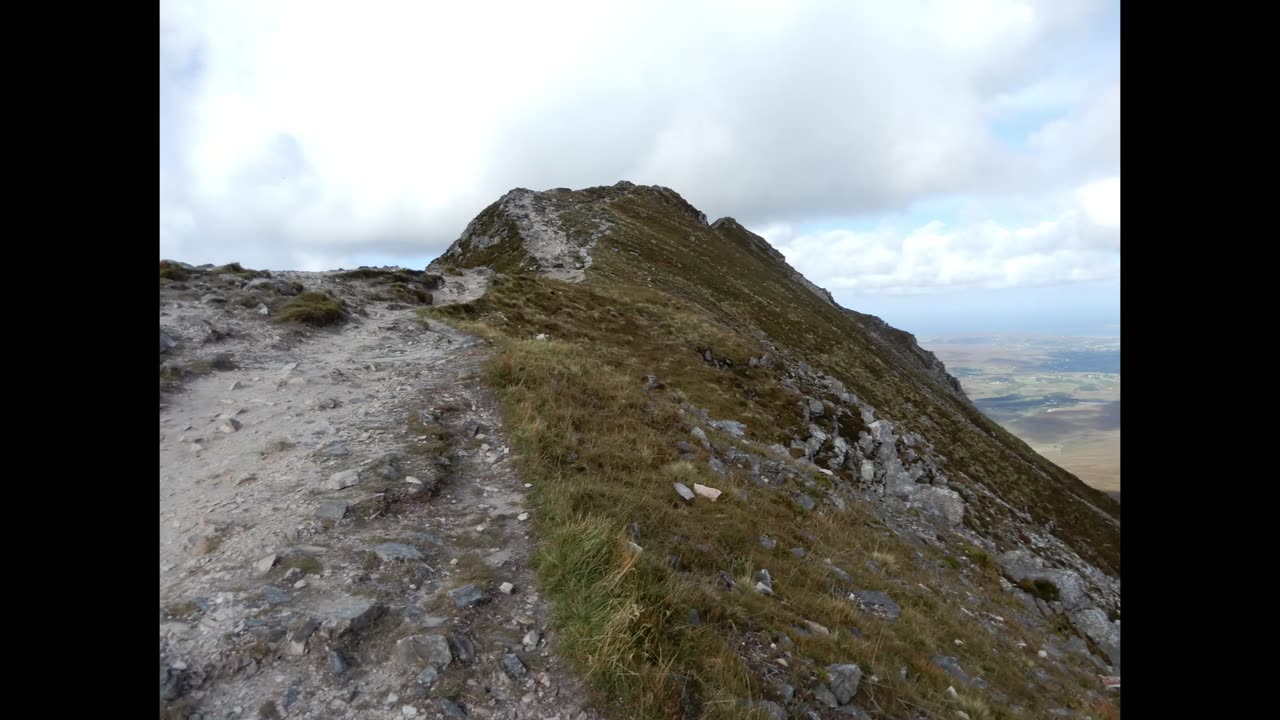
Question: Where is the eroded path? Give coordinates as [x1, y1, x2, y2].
[160, 272, 597, 720]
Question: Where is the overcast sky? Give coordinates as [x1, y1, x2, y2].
[160, 0, 1119, 338]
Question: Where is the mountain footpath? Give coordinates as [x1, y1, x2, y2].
[160, 266, 598, 720]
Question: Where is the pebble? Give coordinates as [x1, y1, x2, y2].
[522, 630, 542, 650]
[517, 512, 529, 521]
[500, 582, 516, 595]
[402, 706, 418, 718]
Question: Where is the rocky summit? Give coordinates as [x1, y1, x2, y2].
[161, 182, 1119, 720]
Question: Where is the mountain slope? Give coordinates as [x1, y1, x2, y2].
[426, 181, 1120, 719]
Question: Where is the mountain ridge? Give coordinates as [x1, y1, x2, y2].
[422, 181, 1120, 717]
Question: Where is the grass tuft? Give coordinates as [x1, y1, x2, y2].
[278, 292, 345, 326]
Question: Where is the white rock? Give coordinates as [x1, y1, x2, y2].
[1038, 650, 1048, 658]
[326, 469, 360, 490]
[522, 630, 542, 650]
[401, 706, 418, 718]
[692, 484, 722, 501]
[945, 686, 959, 699]
[255, 554, 277, 574]
[535, 333, 548, 341]
[500, 582, 516, 595]
[517, 512, 529, 521]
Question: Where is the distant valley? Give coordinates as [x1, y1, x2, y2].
[922, 334, 1121, 499]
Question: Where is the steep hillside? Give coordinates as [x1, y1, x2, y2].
[424, 182, 1120, 719]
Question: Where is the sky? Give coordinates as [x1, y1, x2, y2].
[160, 0, 1120, 338]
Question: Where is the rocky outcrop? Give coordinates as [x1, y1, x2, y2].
[844, 308, 969, 400]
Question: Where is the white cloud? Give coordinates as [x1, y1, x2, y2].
[761, 177, 1120, 294]
[160, 0, 1118, 271]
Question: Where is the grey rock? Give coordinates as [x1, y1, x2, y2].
[500, 653, 526, 678]
[795, 494, 816, 512]
[759, 536, 777, 550]
[328, 649, 348, 674]
[261, 586, 289, 605]
[200, 293, 226, 304]
[930, 656, 982, 687]
[373, 543, 424, 561]
[859, 460, 875, 483]
[759, 354, 775, 368]
[448, 634, 476, 663]
[750, 700, 786, 720]
[813, 686, 838, 708]
[826, 664, 863, 704]
[825, 562, 852, 585]
[808, 398, 824, 416]
[160, 665, 185, 702]
[673, 482, 695, 502]
[522, 630, 542, 650]
[1068, 607, 1121, 669]
[160, 330, 176, 353]
[714, 419, 747, 437]
[756, 568, 774, 593]
[435, 699, 468, 719]
[322, 441, 349, 457]
[255, 553, 278, 574]
[287, 619, 320, 655]
[849, 589, 901, 620]
[674, 440, 695, 454]
[834, 705, 871, 719]
[688, 609, 701, 626]
[284, 687, 299, 709]
[791, 547, 807, 559]
[315, 500, 350, 521]
[396, 634, 452, 668]
[867, 419, 894, 443]
[708, 457, 727, 474]
[910, 486, 965, 526]
[415, 666, 438, 686]
[447, 583, 490, 608]
[781, 684, 795, 704]
[327, 597, 385, 634]
[326, 469, 360, 490]
[691, 426, 710, 449]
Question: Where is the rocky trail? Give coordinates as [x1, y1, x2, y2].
[160, 270, 598, 720]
